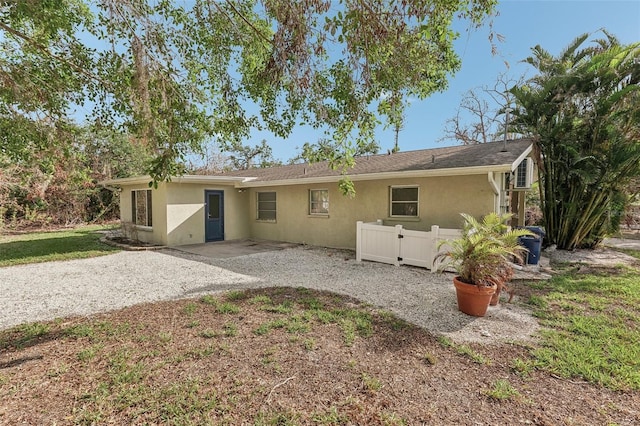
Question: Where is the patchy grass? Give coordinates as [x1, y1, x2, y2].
[436, 335, 490, 365]
[0, 287, 638, 424]
[531, 267, 640, 390]
[456, 344, 491, 365]
[423, 352, 437, 365]
[360, 372, 383, 392]
[0, 225, 118, 267]
[511, 357, 535, 377]
[14, 230, 639, 416]
[484, 379, 521, 401]
[614, 247, 640, 261]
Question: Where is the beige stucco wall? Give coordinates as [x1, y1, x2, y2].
[165, 183, 250, 246]
[118, 182, 250, 246]
[119, 183, 168, 245]
[116, 173, 498, 248]
[249, 174, 496, 249]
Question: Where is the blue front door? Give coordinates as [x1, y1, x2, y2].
[205, 190, 224, 242]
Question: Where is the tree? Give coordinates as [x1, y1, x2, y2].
[0, 0, 96, 165]
[0, 124, 151, 227]
[0, 1, 141, 225]
[510, 31, 640, 249]
[1, 0, 498, 196]
[440, 73, 526, 144]
[186, 143, 232, 175]
[290, 138, 380, 164]
[228, 140, 282, 170]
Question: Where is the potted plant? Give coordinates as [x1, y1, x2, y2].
[436, 213, 532, 316]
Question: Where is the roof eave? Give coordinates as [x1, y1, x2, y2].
[172, 175, 253, 185]
[99, 175, 251, 187]
[99, 175, 152, 186]
[238, 164, 516, 188]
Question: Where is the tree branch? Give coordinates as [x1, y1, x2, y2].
[223, 0, 272, 45]
[0, 21, 109, 88]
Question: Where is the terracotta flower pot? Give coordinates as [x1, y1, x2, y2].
[453, 276, 496, 317]
[490, 284, 502, 306]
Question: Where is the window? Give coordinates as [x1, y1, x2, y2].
[257, 192, 276, 221]
[309, 189, 329, 215]
[514, 158, 532, 189]
[390, 186, 419, 217]
[131, 189, 152, 227]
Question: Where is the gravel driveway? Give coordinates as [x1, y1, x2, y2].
[0, 246, 538, 343]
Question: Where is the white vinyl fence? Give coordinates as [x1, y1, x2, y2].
[355, 221, 461, 271]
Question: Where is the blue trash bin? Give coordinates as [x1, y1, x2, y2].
[519, 235, 542, 265]
[516, 226, 545, 265]
[525, 226, 546, 242]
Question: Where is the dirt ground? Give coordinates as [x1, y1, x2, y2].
[0, 287, 638, 425]
[1, 228, 638, 424]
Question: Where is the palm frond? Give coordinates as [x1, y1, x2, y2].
[437, 213, 534, 286]
[559, 33, 590, 63]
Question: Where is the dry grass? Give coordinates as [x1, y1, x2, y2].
[1, 287, 638, 425]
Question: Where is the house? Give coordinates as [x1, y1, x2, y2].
[101, 139, 535, 249]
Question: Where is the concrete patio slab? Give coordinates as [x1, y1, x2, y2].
[171, 239, 300, 258]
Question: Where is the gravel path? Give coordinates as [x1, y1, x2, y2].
[0, 246, 538, 343]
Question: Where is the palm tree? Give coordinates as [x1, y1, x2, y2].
[510, 30, 640, 249]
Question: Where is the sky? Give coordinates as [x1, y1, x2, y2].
[253, 0, 640, 163]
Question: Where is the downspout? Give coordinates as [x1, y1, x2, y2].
[487, 172, 501, 213]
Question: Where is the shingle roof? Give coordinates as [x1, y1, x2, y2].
[217, 139, 533, 182]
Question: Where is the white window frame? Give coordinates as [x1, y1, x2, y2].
[257, 191, 277, 221]
[389, 185, 419, 217]
[514, 158, 533, 189]
[309, 189, 329, 215]
[131, 189, 153, 228]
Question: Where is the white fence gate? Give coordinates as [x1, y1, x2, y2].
[355, 221, 461, 271]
